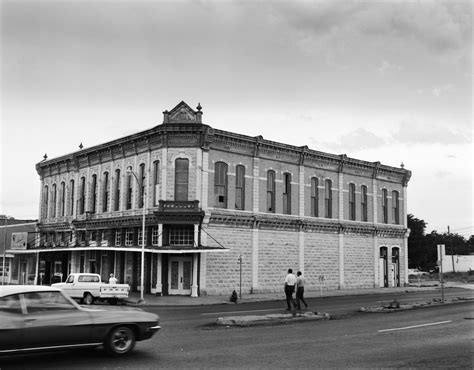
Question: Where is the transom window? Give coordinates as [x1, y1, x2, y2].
[169, 226, 194, 246]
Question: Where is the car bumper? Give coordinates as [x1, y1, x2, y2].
[140, 324, 161, 340]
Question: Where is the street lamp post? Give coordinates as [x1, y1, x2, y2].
[127, 166, 146, 303]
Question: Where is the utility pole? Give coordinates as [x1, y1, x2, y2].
[448, 226, 455, 273]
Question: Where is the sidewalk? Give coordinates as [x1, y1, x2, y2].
[125, 282, 474, 307]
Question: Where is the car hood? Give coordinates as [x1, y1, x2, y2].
[79, 306, 159, 323]
[51, 282, 66, 288]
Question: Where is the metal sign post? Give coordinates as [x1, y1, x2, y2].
[437, 244, 445, 302]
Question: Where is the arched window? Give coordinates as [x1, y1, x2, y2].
[153, 160, 160, 206]
[126, 170, 132, 210]
[214, 162, 228, 208]
[267, 170, 275, 212]
[139, 163, 146, 208]
[102, 172, 109, 213]
[175, 158, 189, 201]
[91, 174, 97, 213]
[283, 172, 291, 214]
[79, 177, 86, 215]
[325, 179, 332, 218]
[69, 179, 75, 216]
[51, 184, 57, 218]
[361, 185, 368, 222]
[349, 183, 356, 221]
[114, 169, 121, 211]
[311, 177, 318, 217]
[43, 185, 49, 219]
[235, 165, 245, 210]
[382, 189, 388, 223]
[60, 182, 66, 217]
[392, 190, 400, 224]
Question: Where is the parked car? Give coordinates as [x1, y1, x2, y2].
[0, 285, 160, 356]
[408, 268, 429, 276]
[52, 273, 130, 305]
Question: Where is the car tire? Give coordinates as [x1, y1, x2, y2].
[104, 326, 136, 356]
[83, 293, 94, 305]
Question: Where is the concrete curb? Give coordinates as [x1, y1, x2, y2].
[216, 311, 330, 327]
[359, 296, 474, 313]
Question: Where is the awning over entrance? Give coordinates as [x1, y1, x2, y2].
[6, 245, 228, 255]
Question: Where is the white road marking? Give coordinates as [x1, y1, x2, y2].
[378, 320, 452, 332]
[202, 308, 281, 316]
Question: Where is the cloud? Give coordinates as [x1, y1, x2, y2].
[312, 127, 387, 153]
[431, 84, 455, 97]
[391, 119, 471, 145]
[376, 60, 402, 75]
[270, 1, 471, 63]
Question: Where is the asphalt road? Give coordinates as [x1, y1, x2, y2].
[2, 288, 473, 369]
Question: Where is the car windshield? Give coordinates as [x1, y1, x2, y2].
[23, 291, 78, 313]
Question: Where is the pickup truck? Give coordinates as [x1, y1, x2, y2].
[52, 273, 130, 305]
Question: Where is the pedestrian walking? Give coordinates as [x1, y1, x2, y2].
[284, 268, 297, 310]
[295, 271, 308, 309]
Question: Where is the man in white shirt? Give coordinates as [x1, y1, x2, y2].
[284, 268, 297, 310]
[109, 273, 118, 284]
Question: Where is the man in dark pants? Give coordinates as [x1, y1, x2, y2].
[284, 268, 297, 310]
[295, 271, 308, 310]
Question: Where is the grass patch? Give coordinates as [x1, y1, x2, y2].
[411, 271, 474, 284]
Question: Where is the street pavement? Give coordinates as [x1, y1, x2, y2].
[125, 281, 474, 307]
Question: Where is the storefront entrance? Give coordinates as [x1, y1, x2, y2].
[168, 257, 192, 295]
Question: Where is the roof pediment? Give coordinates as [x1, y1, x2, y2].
[163, 101, 203, 124]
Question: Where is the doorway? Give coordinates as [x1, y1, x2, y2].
[168, 257, 192, 295]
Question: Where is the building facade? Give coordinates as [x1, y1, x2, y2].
[9, 101, 411, 296]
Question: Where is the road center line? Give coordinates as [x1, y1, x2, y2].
[378, 320, 452, 332]
[202, 308, 280, 316]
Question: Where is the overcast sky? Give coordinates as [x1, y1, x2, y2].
[1, 0, 472, 237]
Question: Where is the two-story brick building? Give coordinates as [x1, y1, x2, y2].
[9, 101, 411, 296]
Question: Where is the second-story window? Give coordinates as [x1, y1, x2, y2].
[283, 172, 291, 214]
[392, 190, 400, 224]
[349, 183, 356, 221]
[214, 162, 228, 208]
[43, 185, 49, 219]
[102, 172, 109, 213]
[51, 184, 57, 218]
[235, 165, 245, 210]
[91, 174, 97, 213]
[125, 229, 133, 246]
[138, 227, 147, 246]
[69, 179, 75, 216]
[311, 177, 318, 217]
[114, 169, 121, 211]
[126, 171, 132, 210]
[79, 177, 86, 215]
[325, 179, 332, 218]
[267, 170, 275, 212]
[382, 189, 388, 223]
[175, 158, 189, 201]
[139, 163, 145, 208]
[361, 185, 368, 222]
[153, 160, 160, 206]
[114, 229, 122, 246]
[60, 182, 65, 217]
[152, 226, 159, 246]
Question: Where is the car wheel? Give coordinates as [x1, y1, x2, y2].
[105, 326, 136, 356]
[108, 298, 118, 305]
[83, 293, 94, 305]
